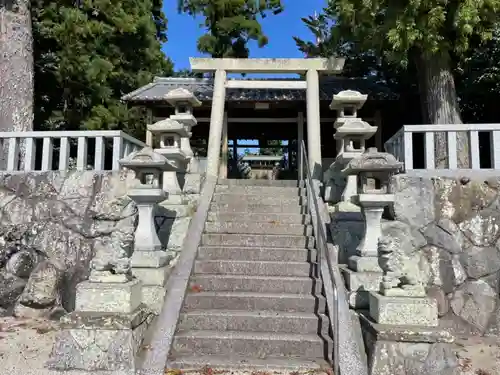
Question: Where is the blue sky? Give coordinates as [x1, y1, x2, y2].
[163, 0, 327, 70]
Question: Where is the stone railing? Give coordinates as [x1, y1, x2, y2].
[0, 130, 145, 172]
[301, 141, 369, 375]
[384, 124, 500, 171]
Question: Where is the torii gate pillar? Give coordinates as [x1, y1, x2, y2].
[190, 57, 345, 179]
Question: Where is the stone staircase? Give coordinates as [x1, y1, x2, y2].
[169, 178, 332, 371]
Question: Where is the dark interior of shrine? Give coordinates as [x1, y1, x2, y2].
[129, 77, 500, 173]
[152, 98, 413, 163]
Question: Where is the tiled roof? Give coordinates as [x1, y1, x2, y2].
[122, 76, 397, 103]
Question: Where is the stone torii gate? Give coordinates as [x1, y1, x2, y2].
[189, 57, 345, 179]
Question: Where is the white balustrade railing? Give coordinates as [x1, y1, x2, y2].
[0, 130, 145, 172]
[384, 124, 500, 171]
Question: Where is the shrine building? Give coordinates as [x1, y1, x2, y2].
[122, 58, 404, 179]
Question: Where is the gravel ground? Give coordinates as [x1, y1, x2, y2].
[0, 316, 59, 374]
[0, 316, 498, 375]
[454, 336, 500, 375]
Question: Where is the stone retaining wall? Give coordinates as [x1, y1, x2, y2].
[0, 171, 199, 318]
[330, 174, 500, 337]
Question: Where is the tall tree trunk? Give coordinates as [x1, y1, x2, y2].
[415, 50, 469, 168]
[0, 0, 34, 170]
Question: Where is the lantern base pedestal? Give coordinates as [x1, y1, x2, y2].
[341, 254, 383, 309]
[47, 304, 154, 372]
[131, 250, 174, 313]
[75, 279, 142, 314]
[369, 292, 438, 327]
[359, 312, 456, 375]
[341, 265, 383, 309]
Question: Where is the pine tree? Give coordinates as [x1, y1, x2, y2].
[304, 0, 500, 167]
[177, 0, 283, 58]
[31, 0, 173, 139]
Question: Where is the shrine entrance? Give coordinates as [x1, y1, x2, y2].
[186, 104, 383, 181]
[122, 59, 399, 179]
[189, 58, 346, 180]
[223, 116, 299, 180]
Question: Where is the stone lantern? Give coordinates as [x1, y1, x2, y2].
[339, 147, 402, 309]
[329, 90, 377, 208]
[119, 147, 169, 253]
[330, 89, 366, 119]
[343, 147, 402, 257]
[359, 149, 437, 326]
[119, 147, 175, 313]
[165, 88, 201, 173]
[47, 148, 170, 371]
[147, 118, 188, 194]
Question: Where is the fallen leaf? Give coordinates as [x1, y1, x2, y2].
[200, 366, 213, 375]
[251, 371, 271, 375]
[190, 284, 203, 293]
[165, 368, 183, 375]
[35, 325, 53, 334]
[459, 358, 472, 371]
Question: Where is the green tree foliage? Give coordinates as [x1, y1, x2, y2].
[32, 0, 173, 138]
[294, 13, 420, 111]
[172, 68, 204, 78]
[260, 140, 284, 156]
[177, 0, 283, 57]
[295, 10, 500, 124]
[298, 0, 500, 167]
[327, 0, 500, 65]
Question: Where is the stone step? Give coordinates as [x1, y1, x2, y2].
[177, 310, 329, 334]
[183, 291, 325, 313]
[215, 185, 306, 196]
[197, 246, 317, 262]
[204, 221, 313, 235]
[211, 202, 307, 214]
[189, 274, 321, 294]
[206, 212, 312, 224]
[212, 193, 305, 206]
[194, 260, 316, 277]
[171, 330, 325, 359]
[201, 234, 315, 248]
[218, 179, 303, 187]
[169, 354, 330, 371]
